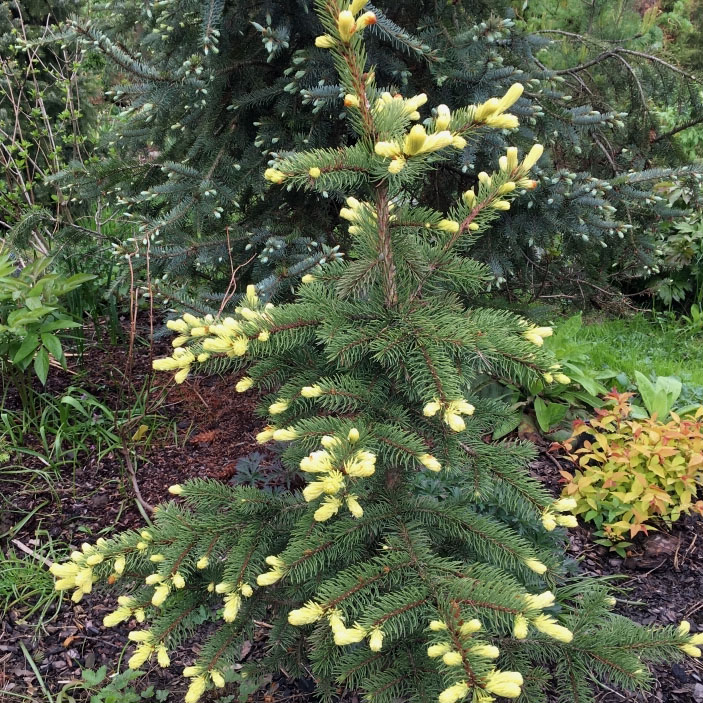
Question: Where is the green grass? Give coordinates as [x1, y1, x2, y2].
[580, 314, 703, 388]
[0, 540, 65, 627]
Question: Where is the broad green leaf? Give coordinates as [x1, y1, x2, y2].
[61, 273, 97, 291]
[562, 362, 607, 397]
[553, 313, 583, 339]
[628, 403, 649, 419]
[82, 666, 107, 686]
[34, 347, 49, 385]
[655, 375, 682, 412]
[40, 332, 63, 361]
[492, 413, 521, 440]
[12, 333, 38, 363]
[534, 396, 568, 432]
[0, 256, 15, 277]
[7, 306, 55, 327]
[40, 318, 81, 332]
[24, 295, 44, 310]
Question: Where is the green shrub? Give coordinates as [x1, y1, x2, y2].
[0, 252, 93, 407]
[649, 207, 703, 306]
[57, 666, 170, 703]
[0, 0, 100, 242]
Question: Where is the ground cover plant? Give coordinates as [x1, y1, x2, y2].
[0, 0, 102, 244]
[475, 313, 614, 437]
[46, 4, 703, 703]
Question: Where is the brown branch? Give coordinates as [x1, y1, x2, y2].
[653, 115, 703, 143]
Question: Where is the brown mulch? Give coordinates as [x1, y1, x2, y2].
[530, 449, 703, 703]
[0, 322, 275, 701]
[2, 327, 703, 702]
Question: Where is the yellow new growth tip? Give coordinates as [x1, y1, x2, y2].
[346, 494, 364, 518]
[257, 557, 286, 586]
[524, 558, 547, 575]
[128, 643, 154, 669]
[438, 682, 469, 703]
[513, 614, 529, 639]
[434, 104, 451, 131]
[473, 84, 523, 130]
[356, 11, 376, 30]
[442, 650, 463, 666]
[541, 511, 557, 532]
[337, 10, 356, 41]
[315, 34, 336, 49]
[427, 642, 451, 658]
[103, 606, 132, 627]
[419, 453, 442, 472]
[256, 426, 275, 443]
[273, 427, 299, 441]
[532, 614, 573, 643]
[471, 644, 500, 659]
[522, 144, 544, 171]
[184, 675, 208, 703]
[437, 219, 460, 233]
[301, 384, 323, 398]
[484, 670, 524, 699]
[522, 325, 553, 347]
[223, 593, 242, 622]
[368, 627, 384, 651]
[314, 496, 342, 522]
[300, 449, 333, 473]
[269, 399, 290, 414]
[264, 168, 287, 184]
[288, 601, 325, 625]
[459, 619, 482, 635]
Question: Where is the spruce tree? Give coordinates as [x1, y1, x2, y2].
[51, 3, 701, 702]
[60, 0, 703, 309]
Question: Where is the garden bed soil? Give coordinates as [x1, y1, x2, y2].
[2, 330, 703, 702]
[531, 448, 703, 702]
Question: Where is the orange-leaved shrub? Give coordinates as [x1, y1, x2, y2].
[560, 390, 703, 546]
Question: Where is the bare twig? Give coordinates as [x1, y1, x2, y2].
[219, 227, 257, 315]
[120, 437, 155, 515]
[11, 538, 54, 567]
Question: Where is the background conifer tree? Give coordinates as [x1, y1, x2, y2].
[52, 3, 700, 702]
[58, 0, 703, 310]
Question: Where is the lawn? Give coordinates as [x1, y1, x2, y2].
[582, 314, 703, 388]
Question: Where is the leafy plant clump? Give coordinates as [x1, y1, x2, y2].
[561, 391, 703, 551]
[51, 3, 701, 703]
[0, 253, 94, 408]
[58, 666, 170, 703]
[484, 313, 612, 436]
